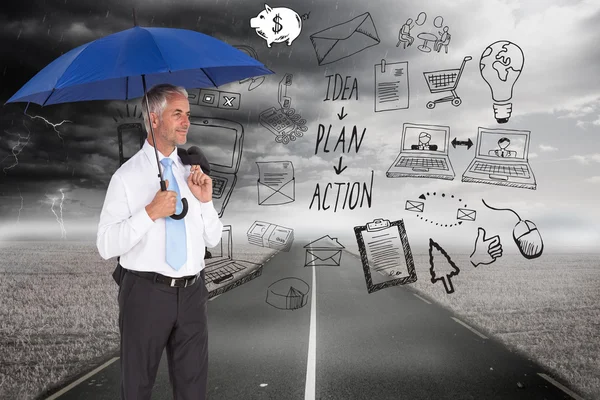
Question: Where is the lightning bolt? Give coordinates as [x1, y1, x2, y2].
[25, 111, 71, 146]
[24, 109, 72, 170]
[2, 121, 31, 173]
[50, 189, 67, 239]
[17, 187, 23, 225]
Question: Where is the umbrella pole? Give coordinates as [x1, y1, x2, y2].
[141, 74, 188, 220]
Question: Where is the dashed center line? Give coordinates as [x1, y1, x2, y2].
[538, 373, 585, 400]
[304, 246, 317, 400]
[45, 357, 119, 399]
[413, 293, 431, 304]
[451, 317, 488, 339]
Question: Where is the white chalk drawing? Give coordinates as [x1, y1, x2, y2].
[354, 218, 417, 294]
[482, 199, 543, 259]
[423, 56, 471, 109]
[462, 127, 536, 190]
[310, 12, 380, 66]
[387, 123, 455, 181]
[247, 221, 294, 252]
[188, 88, 241, 110]
[250, 4, 302, 47]
[470, 227, 503, 267]
[480, 40, 525, 123]
[266, 278, 310, 310]
[257, 161, 295, 205]
[205, 225, 262, 299]
[374, 59, 409, 112]
[304, 235, 344, 267]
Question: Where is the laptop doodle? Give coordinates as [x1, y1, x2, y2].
[462, 127, 536, 190]
[386, 123, 455, 180]
[186, 116, 244, 217]
[204, 225, 262, 298]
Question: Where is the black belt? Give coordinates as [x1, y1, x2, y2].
[124, 266, 203, 288]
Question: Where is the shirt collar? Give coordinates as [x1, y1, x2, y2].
[142, 139, 184, 171]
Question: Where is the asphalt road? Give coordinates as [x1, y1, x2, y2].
[47, 244, 584, 400]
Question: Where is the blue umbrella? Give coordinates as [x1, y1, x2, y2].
[6, 21, 273, 219]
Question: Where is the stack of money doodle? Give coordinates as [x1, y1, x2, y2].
[247, 221, 294, 252]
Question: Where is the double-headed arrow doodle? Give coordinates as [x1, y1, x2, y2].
[333, 156, 347, 175]
[451, 137, 473, 149]
[337, 106, 348, 120]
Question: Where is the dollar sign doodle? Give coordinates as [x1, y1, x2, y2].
[272, 14, 283, 34]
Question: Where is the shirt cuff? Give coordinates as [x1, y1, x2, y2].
[199, 200, 219, 216]
[133, 205, 155, 232]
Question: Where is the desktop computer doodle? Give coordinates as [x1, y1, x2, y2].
[185, 116, 244, 217]
[204, 225, 262, 299]
[462, 127, 536, 190]
[386, 123, 455, 180]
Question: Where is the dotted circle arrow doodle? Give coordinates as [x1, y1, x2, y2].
[414, 192, 471, 228]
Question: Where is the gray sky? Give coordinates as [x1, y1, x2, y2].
[0, 0, 599, 254]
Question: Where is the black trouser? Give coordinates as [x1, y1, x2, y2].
[117, 267, 209, 400]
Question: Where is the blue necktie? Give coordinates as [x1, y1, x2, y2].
[160, 158, 187, 271]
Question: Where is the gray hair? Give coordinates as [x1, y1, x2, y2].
[141, 84, 188, 133]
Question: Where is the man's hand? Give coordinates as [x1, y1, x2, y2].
[145, 180, 178, 221]
[187, 165, 213, 203]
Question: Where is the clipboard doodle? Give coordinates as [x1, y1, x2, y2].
[353, 218, 417, 294]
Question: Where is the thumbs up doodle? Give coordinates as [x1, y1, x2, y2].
[470, 227, 503, 267]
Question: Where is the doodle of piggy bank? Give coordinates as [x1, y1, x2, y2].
[250, 4, 302, 47]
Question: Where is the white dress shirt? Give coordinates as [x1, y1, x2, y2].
[97, 140, 223, 277]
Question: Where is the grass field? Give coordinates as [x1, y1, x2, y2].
[0, 241, 598, 399]
[348, 249, 600, 400]
[0, 241, 276, 400]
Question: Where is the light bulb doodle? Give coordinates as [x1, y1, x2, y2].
[479, 40, 524, 124]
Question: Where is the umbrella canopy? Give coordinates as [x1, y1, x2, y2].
[6, 26, 273, 106]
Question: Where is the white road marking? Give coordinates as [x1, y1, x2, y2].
[413, 293, 431, 304]
[45, 357, 119, 399]
[304, 247, 317, 400]
[538, 373, 585, 400]
[451, 317, 488, 339]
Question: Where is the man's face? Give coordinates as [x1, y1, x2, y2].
[153, 93, 191, 149]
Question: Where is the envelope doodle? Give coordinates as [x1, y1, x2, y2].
[457, 208, 476, 221]
[405, 200, 424, 213]
[304, 235, 345, 267]
[257, 161, 295, 205]
[310, 12, 380, 66]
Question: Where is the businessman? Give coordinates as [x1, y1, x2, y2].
[97, 83, 223, 400]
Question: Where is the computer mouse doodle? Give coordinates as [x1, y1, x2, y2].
[482, 199, 543, 259]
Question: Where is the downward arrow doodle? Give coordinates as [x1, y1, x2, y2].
[337, 107, 348, 120]
[333, 156, 347, 175]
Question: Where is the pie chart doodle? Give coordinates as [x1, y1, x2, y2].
[266, 277, 310, 310]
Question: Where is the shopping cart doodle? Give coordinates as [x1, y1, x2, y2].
[422, 56, 471, 109]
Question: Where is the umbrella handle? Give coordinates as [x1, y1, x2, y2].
[160, 180, 189, 220]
